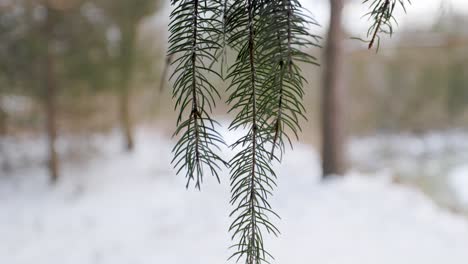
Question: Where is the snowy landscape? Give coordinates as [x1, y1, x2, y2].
[1, 0, 468, 263]
[1, 126, 468, 264]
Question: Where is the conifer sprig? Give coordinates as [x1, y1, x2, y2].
[225, 0, 278, 263]
[364, 0, 412, 50]
[259, 0, 320, 161]
[224, 0, 318, 263]
[167, 0, 409, 263]
[168, 0, 227, 189]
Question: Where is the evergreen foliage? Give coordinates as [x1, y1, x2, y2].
[364, 0, 412, 50]
[169, 0, 227, 189]
[168, 0, 410, 263]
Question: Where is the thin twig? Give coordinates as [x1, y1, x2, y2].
[368, 0, 389, 49]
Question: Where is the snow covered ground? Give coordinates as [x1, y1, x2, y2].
[450, 165, 468, 207]
[1, 127, 468, 264]
[350, 131, 468, 213]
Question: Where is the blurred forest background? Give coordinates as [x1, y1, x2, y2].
[0, 0, 468, 211]
[1, 0, 468, 263]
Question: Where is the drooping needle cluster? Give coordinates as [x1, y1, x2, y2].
[364, 0, 412, 50]
[168, 0, 409, 263]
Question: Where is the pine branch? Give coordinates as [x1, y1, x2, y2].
[226, 0, 279, 263]
[166, 0, 408, 263]
[258, 0, 320, 161]
[224, 0, 319, 262]
[246, 0, 260, 262]
[169, 0, 227, 189]
[363, 0, 412, 50]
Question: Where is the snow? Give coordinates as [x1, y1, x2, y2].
[450, 165, 468, 206]
[1, 127, 468, 264]
[349, 131, 468, 212]
[349, 131, 468, 173]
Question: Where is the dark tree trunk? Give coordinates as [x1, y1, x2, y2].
[322, 0, 347, 178]
[119, 86, 134, 151]
[159, 54, 172, 93]
[45, 6, 59, 183]
[118, 26, 136, 152]
[0, 101, 6, 135]
[45, 59, 59, 183]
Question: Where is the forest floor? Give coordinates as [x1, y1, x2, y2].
[1, 125, 468, 264]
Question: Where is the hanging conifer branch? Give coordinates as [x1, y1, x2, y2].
[225, 0, 319, 262]
[269, 0, 289, 160]
[167, 0, 409, 263]
[259, 0, 320, 161]
[363, 0, 411, 50]
[226, 0, 279, 263]
[169, 0, 227, 189]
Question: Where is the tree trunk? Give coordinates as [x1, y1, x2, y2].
[45, 6, 59, 183]
[0, 100, 6, 136]
[118, 26, 136, 152]
[321, 0, 347, 178]
[119, 86, 134, 151]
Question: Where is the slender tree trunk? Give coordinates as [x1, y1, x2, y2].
[159, 54, 172, 93]
[118, 26, 136, 152]
[119, 85, 134, 151]
[45, 6, 59, 183]
[0, 99, 6, 135]
[322, 0, 347, 178]
[45, 59, 59, 183]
